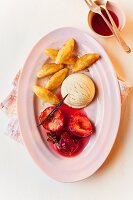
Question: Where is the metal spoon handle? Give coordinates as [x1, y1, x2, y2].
[105, 8, 131, 53]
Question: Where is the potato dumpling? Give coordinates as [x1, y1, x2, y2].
[72, 53, 100, 73]
[37, 63, 64, 78]
[45, 68, 69, 91]
[45, 48, 77, 65]
[63, 55, 77, 65]
[33, 85, 59, 104]
[45, 49, 58, 59]
[55, 38, 75, 64]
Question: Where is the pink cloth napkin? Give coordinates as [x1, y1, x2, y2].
[0, 71, 132, 143]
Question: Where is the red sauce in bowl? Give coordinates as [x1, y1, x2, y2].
[91, 9, 119, 36]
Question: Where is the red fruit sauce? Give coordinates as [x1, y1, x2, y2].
[40, 103, 90, 157]
[91, 9, 119, 36]
[59, 104, 90, 157]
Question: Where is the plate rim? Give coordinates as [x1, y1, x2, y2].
[17, 27, 121, 182]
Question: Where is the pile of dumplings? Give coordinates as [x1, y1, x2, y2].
[33, 38, 100, 104]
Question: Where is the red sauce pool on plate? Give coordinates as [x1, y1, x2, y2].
[54, 103, 90, 157]
[91, 9, 119, 36]
[40, 103, 90, 157]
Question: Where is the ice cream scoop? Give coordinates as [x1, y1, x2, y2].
[61, 73, 95, 108]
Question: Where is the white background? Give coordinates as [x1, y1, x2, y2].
[0, 0, 133, 199]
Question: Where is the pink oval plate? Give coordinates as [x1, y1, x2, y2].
[17, 27, 121, 182]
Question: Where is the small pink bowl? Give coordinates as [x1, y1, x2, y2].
[88, 1, 126, 38]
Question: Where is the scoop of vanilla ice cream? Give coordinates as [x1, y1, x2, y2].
[61, 73, 95, 108]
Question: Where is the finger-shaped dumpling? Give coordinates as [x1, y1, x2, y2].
[33, 85, 59, 104]
[45, 68, 69, 91]
[63, 55, 77, 65]
[37, 63, 64, 78]
[55, 38, 75, 64]
[45, 49, 58, 59]
[72, 53, 100, 73]
[45, 48, 77, 65]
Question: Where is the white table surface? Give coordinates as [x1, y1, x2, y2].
[0, 0, 133, 199]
